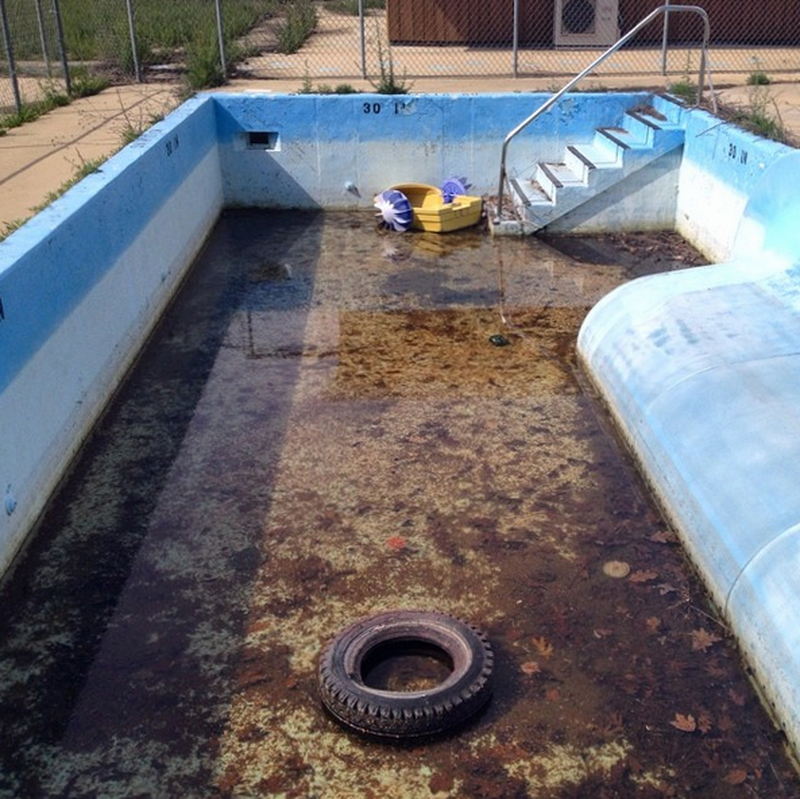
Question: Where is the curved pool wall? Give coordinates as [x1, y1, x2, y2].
[3, 89, 800, 751]
[578, 106, 800, 749]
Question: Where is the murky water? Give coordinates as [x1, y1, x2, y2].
[1, 211, 798, 798]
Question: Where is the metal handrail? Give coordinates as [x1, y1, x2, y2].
[496, 4, 715, 221]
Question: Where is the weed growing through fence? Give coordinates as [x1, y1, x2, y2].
[69, 68, 110, 99]
[370, 31, 411, 94]
[0, 83, 69, 131]
[747, 71, 771, 86]
[186, 30, 227, 89]
[275, 0, 318, 54]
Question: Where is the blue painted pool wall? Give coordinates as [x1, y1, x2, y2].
[213, 92, 650, 208]
[662, 98, 793, 259]
[0, 95, 223, 575]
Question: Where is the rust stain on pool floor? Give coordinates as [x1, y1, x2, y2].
[0, 211, 798, 798]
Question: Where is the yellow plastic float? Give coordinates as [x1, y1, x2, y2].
[390, 183, 483, 233]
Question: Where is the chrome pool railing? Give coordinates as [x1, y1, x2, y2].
[495, 4, 716, 222]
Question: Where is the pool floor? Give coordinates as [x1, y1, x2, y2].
[0, 211, 798, 797]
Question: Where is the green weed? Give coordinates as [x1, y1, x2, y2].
[32, 156, 104, 214]
[0, 219, 27, 242]
[747, 71, 771, 86]
[667, 79, 697, 104]
[370, 33, 410, 95]
[69, 68, 109, 98]
[0, 83, 70, 131]
[185, 30, 226, 89]
[275, 0, 318, 54]
[727, 84, 787, 143]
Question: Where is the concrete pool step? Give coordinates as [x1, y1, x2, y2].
[498, 104, 686, 234]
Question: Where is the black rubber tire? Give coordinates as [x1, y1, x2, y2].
[318, 610, 494, 739]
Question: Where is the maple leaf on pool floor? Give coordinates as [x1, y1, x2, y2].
[531, 636, 554, 657]
[691, 628, 722, 652]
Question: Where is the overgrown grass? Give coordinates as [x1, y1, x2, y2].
[7, 0, 274, 77]
[34, 157, 105, 213]
[0, 156, 105, 242]
[0, 219, 27, 242]
[0, 68, 108, 133]
[275, 0, 318, 54]
[69, 68, 110, 98]
[667, 79, 697, 104]
[185, 30, 227, 89]
[0, 83, 69, 131]
[722, 84, 788, 144]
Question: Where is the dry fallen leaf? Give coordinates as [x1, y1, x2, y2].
[532, 636, 554, 657]
[629, 569, 658, 583]
[545, 687, 560, 702]
[645, 617, 661, 633]
[649, 530, 677, 544]
[670, 713, 697, 732]
[602, 711, 624, 734]
[691, 628, 722, 652]
[723, 768, 748, 785]
[520, 661, 541, 675]
[728, 688, 747, 707]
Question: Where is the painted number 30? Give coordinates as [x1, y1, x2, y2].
[363, 102, 381, 114]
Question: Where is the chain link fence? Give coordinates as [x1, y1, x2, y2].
[3, 0, 800, 114]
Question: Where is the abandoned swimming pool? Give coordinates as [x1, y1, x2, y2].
[2, 92, 800, 795]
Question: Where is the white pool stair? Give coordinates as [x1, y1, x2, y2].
[500, 99, 686, 233]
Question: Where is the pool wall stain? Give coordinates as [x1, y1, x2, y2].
[213, 92, 652, 209]
[0, 95, 222, 577]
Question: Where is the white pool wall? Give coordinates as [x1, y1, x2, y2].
[213, 91, 655, 210]
[0, 96, 222, 576]
[578, 103, 800, 749]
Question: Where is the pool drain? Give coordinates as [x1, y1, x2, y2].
[318, 610, 494, 739]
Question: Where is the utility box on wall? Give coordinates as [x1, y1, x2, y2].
[554, 0, 620, 46]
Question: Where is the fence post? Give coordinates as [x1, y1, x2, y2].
[0, 0, 22, 113]
[51, 0, 71, 95]
[215, 0, 227, 79]
[660, 0, 671, 75]
[125, 0, 141, 82]
[359, 0, 366, 78]
[34, 0, 52, 78]
[512, 0, 519, 77]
